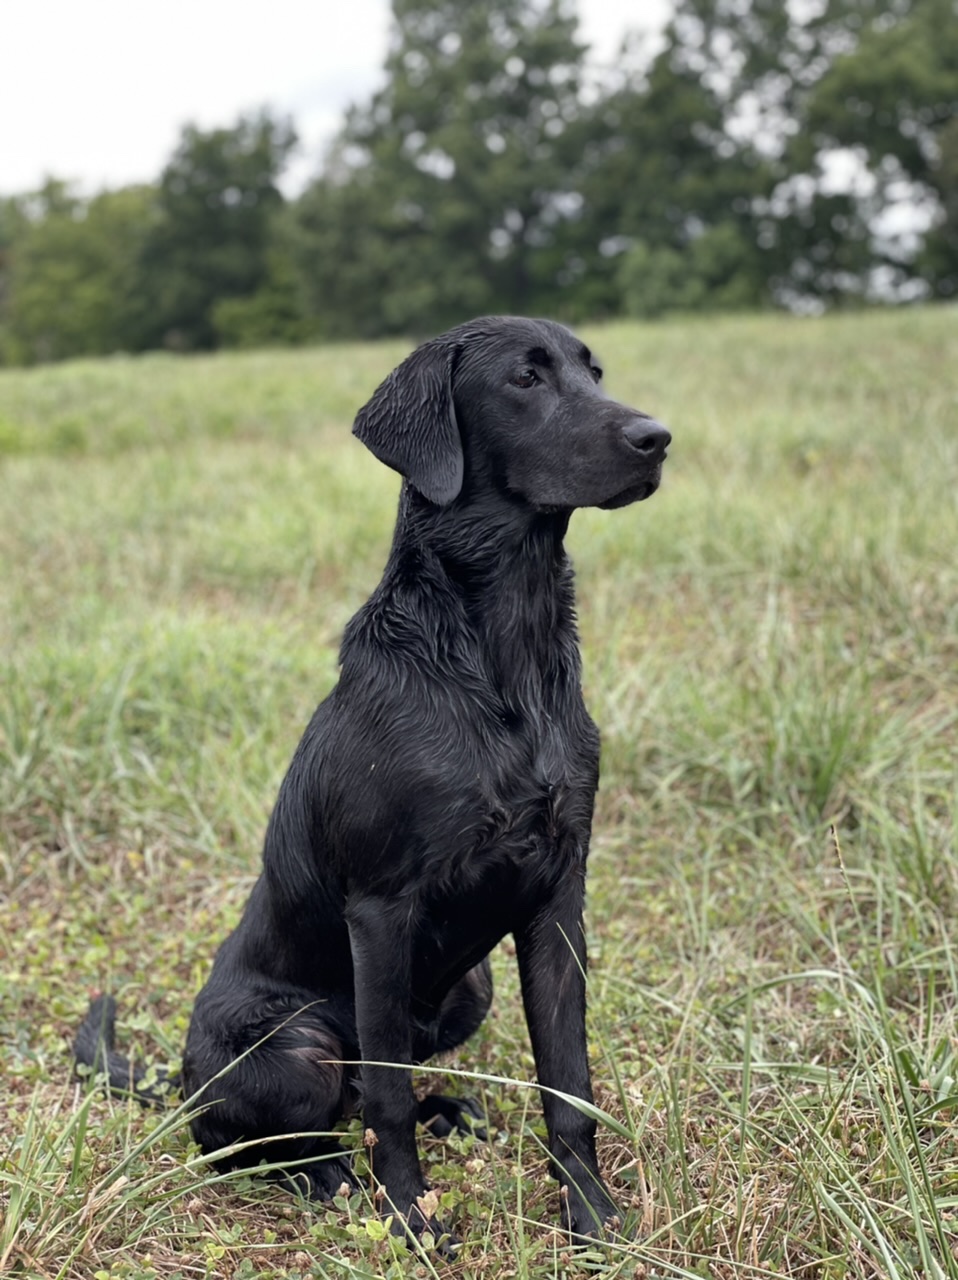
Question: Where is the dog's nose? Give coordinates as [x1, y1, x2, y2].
[623, 418, 671, 457]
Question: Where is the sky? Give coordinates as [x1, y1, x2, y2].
[2, 0, 671, 199]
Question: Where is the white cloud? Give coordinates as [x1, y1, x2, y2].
[2, 0, 391, 194]
[2, 0, 671, 197]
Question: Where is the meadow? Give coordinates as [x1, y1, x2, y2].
[1, 307, 957, 1279]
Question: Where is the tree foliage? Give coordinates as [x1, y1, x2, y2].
[575, 26, 772, 317]
[659, 0, 958, 303]
[1, 182, 153, 364]
[804, 0, 958, 296]
[0, 0, 954, 363]
[137, 111, 298, 350]
[290, 0, 591, 334]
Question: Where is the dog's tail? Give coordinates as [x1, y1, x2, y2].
[73, 993, 181, 1106]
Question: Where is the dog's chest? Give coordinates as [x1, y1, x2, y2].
[445, 710, 598, 885]
[404, 725, 595, 979]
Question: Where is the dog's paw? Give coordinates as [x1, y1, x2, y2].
[296, 1154, 359, 1202]
[562, 1185, 630, 1245]
[417, 1093, 487, 1140]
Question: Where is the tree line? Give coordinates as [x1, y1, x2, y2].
[1, 0, 955, 365]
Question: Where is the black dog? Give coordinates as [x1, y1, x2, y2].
[75, 316, 670, 1244]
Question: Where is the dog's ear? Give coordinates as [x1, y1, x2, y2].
[352, 338, 463, 506]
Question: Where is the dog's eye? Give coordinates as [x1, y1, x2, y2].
[512, 369, 539, 388]
[591, 365, 603, 383]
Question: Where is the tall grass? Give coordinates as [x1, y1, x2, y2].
[1, 307, 956, 1277]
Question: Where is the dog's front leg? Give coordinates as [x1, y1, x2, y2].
[514, 873, 622, 1240]
[347, 895, 442, 1242]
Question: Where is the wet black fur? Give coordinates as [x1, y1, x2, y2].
[74, 316, 670, 1243]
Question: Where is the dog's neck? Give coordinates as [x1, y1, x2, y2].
[399, 479, 567, 558]
[380, 484, 583, 700]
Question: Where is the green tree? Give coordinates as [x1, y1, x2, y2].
[803, 0, 958, 297]
[921, 115, 958, 294]
[138, 111, 297, 350]
[290, 0, 591, 336]
[0, 196, 29, 359]
[618, 224, 765, 318]
[211, 228, 308, 348]
[655, 0, 958, 303]
[574, 32, 772, 317]
[1, 182, 153, 365]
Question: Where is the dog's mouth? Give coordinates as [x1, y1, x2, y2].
[598, 476, 660, 510]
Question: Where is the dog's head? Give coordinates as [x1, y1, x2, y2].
[353, 316, 670, 512]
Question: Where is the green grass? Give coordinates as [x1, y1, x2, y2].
[1, 307, 957, 1278]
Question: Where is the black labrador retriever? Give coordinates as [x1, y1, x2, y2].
[74, 315, 670, 1244]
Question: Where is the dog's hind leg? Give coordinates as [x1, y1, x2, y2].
[185, 998, 358, 1200]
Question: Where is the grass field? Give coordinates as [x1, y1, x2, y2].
[1, 307, 957, 1279]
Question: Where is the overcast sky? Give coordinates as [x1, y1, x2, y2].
[3, 0, 671, 198]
